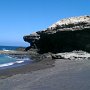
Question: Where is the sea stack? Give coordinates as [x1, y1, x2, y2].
[23, 16, 90, 53]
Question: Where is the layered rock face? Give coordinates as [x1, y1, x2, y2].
[23, 16, 90, 53]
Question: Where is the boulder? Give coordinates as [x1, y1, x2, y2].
[23, 16, 90, 53]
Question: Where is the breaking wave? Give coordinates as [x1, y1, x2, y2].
[0, 59, 28, 68]
[0, 55, 30, 68]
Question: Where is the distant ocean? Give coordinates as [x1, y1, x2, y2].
[0, 46, 31, 69]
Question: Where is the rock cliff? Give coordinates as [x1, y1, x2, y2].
[23, 16, 90, 53]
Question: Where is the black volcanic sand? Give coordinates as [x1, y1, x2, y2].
[1, 58, 90, 90]
[0, 58, 90, 90]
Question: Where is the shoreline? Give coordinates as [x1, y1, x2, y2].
[0, 58, 90, 90]
[0, 56, 54, 79]
[0, 50, 90, 79]
[0, 50, 32, 71]
[1, 50, 90, 90]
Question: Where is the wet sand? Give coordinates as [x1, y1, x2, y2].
[0, 57, 54, 78]
[0, 58, 90, 90]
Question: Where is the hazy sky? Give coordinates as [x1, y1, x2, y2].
[0, 0, 90, 46]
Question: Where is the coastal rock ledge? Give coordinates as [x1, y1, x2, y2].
[23, 16, 90, 53]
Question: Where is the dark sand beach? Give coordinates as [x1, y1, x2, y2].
[0, 0, 90, 89]
[0, 57, 90, 90]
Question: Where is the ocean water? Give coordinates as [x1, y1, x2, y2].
[0, 46, 31, 69]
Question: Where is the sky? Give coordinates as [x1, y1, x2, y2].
[0, 0, 90, 46]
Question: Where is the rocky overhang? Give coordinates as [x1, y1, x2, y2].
[23, 15, 90, 53]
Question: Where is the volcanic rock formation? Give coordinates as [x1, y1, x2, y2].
[23, 16, 90, 53]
